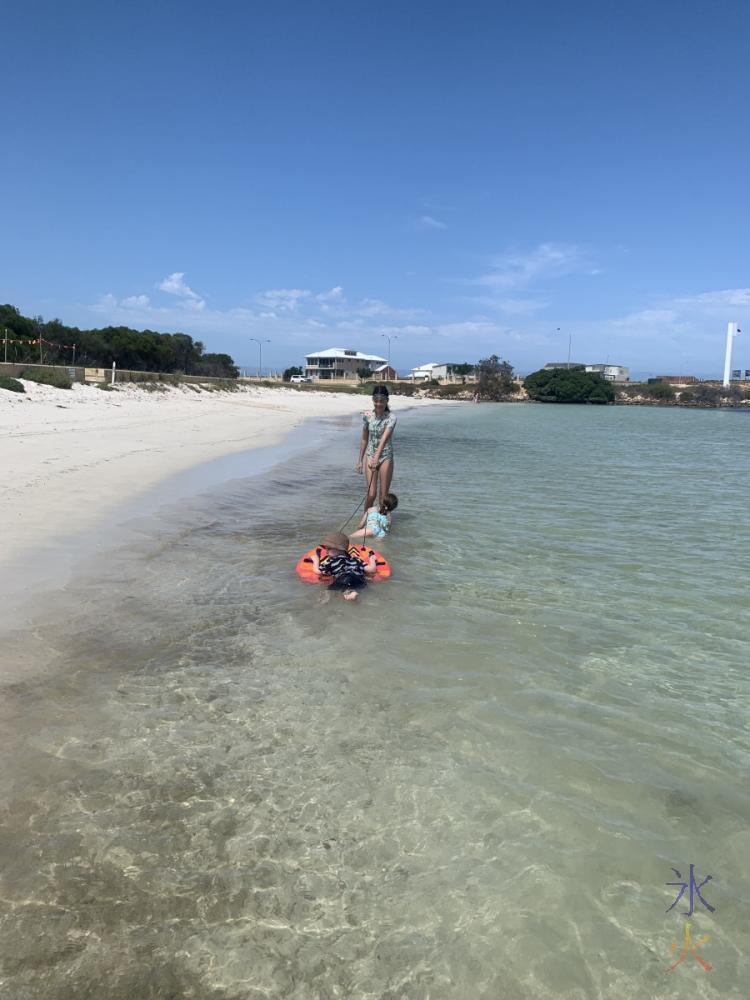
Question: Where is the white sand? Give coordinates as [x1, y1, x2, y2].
[0, 380, 438, 581]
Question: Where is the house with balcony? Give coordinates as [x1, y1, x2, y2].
[304, 348, 387, 381]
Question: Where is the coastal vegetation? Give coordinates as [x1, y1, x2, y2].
[524, 367, 615, 404]
[616, 382, 750, 407]
[0, 374, 25, 393]
[0, 304, 239, 378]
[19, 367, 73, 389]
[477, 355, 519, 400]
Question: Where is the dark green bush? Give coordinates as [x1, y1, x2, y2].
[0, 374, 25, 393]
[19, 367, 72, 389]
[524, 368, 614, 404]
[678, 389, 695, 404]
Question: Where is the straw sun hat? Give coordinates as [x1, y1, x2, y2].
[321, 532, 350, 552]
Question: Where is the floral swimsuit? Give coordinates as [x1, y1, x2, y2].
[363, 411, 397, 464]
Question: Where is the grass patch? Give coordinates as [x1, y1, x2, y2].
[19, 368, 72, 389]
[137, 381, 170, 393]
[0, 374, 25, 393]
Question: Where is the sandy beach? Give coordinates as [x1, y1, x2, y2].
[0, 380, 438, 614]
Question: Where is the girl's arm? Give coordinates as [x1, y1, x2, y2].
[368, 420, 394, 467]
[357, 505, 377, 529]
[356, 424, 369, 471]
[364, 553, 378, 576]
[310, 552, 323, 576]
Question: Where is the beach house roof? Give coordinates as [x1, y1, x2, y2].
[305, 347, 387, 363]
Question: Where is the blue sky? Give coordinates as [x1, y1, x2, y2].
[3, 0, 749, 377]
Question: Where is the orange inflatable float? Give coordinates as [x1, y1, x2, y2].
[295, 544, 392, 583]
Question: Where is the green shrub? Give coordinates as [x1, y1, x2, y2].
[19, 367, 72, 389]
[691, 384, 720, 405]
[0, 374, 25, 393]
[96, 381, 114, 391]
[678, 389, 695, 404]
[524, 368, 614, 404]
[720, 385, 743, 403]
[645, 381, 676, 400]
[434, 383, 471, 398]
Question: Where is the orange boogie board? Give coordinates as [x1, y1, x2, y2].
[295, 545, 392, 584]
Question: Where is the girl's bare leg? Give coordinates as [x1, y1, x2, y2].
[365, 462, 378, 508]
[378, 459, 393, 501]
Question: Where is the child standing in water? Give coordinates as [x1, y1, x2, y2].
[349, 493, 398, 542]
[311, 531, 377, 601]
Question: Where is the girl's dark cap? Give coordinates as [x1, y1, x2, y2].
[372, 385, 389, 399]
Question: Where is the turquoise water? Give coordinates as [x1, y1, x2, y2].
[1, 403, 748, 999]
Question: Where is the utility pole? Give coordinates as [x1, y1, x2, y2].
[3, 328, 7, 364]
[250, 338, 270, 379]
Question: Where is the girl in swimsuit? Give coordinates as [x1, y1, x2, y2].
[349, 493, 398, 542]
[356, 385, 396, 509]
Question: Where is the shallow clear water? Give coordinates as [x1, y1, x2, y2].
[1, 403, 749, 999]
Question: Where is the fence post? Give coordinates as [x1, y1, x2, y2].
[111, 362, 117, 385]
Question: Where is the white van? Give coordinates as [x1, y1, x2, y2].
[289, 374, 312, 383]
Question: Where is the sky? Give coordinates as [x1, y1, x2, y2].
[2, 0, 749, 378]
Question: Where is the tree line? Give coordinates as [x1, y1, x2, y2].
[0, 304, 239, 378]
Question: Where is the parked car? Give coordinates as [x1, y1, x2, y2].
[289, 374, 312, 383]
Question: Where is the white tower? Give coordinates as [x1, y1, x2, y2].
[723, 322, 740, 387]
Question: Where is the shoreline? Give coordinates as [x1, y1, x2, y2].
[0, 381, 446, 631]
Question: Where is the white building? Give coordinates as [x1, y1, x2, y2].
[408, 362, 438, 381]
[544, 361, 629, 382]
[585, 364, 629, 382]
[305, 348, 387, 381]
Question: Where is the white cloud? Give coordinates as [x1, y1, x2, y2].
[672, 288, 750, 310]
[473, 242, 594, 291]
[611, 308, 680, 329]
[317, 286, 344, 301]
[417, 215, 447, 231]
[355, 298, 428, 320]
[470, 296, 546, 316]
[255, 288, 311, 311]
[158, 272, 205, 308]
[122, 294, 150, 309]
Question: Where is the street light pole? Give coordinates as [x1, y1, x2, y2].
[250, 338, 270, 379]
[557, 327, 572, 367]
[380, 334, 397, 378]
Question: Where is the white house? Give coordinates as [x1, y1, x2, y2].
[430, 363, 475, 381]
[305, 348, 387, 381]
[544, 361, 629, 382]
[409, 362, 438, 381]
[585, 364, 629, 382]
